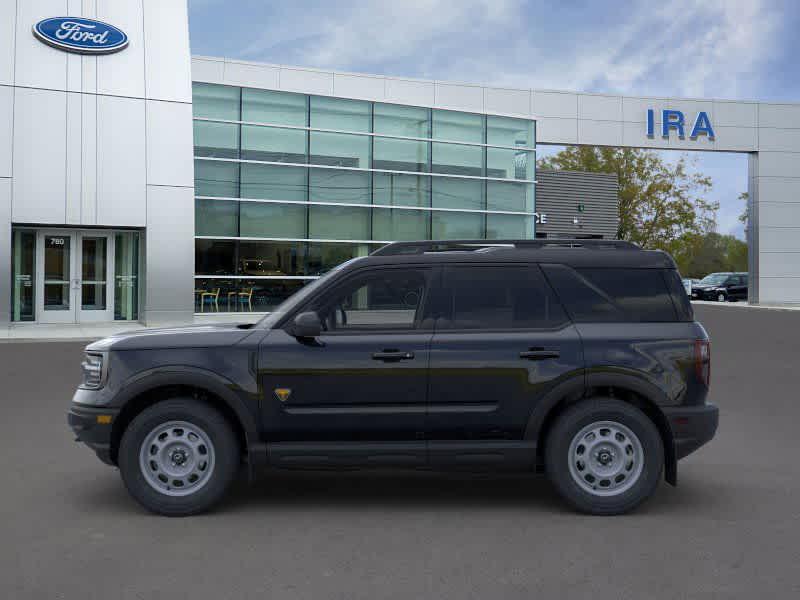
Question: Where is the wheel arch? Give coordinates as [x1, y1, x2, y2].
[109, 368, 263, 472]
[526, 371, 678, 485]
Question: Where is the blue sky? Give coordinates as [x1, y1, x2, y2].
[188, 0, 800, 239]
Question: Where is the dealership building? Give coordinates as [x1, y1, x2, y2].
[2, 2, 800, 327]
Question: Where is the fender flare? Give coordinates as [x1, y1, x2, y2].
[524, 369, 678, 485]
[110, 366, 264, 470]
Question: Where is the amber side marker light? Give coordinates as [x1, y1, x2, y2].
[96, 415, 113, 425]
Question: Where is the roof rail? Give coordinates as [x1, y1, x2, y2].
[371, 239, 640, 256]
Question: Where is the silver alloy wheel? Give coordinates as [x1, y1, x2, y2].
[567, 420, 644, 497]
[138, 420, 216, 497]
[717, 293, 726, 302]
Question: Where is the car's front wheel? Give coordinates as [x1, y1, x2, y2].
[717, 292, 727, 302]
[118, 398, 240, 516]
[545, 398, 664, 515]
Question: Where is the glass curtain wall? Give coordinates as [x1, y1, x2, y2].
[192, 82, 536, 312]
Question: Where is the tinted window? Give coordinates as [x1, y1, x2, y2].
[439, 265, 567, 330]
[543, 265, 678, 322]
[313, 268, 429, 331]
[662, 269, 693, 322]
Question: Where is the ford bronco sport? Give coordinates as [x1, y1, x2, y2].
[68, 239, 718, 516]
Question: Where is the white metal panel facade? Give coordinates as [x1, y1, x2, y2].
[1, 0, 194, 325]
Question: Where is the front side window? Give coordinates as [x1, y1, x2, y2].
[312, 268, 430, 331]
[439, 265, 567, 330]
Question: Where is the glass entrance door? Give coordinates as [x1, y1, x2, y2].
[78, 232, 113, 322]
[37, 232, 75, 323]
[35, 231, 114, 323]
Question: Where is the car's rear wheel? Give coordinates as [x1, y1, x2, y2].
[545, 398, 663, 515]
[118, 398, 239, 516]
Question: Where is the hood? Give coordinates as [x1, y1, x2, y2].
[86, 322, 258, 352]
[692, 284, 721, 290]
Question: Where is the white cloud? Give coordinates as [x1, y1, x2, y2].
[230, 0, 782, 99]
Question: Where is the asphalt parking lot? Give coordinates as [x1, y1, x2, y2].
[1, 304, 799, 599]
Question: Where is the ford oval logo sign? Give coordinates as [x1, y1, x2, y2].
[32, 17, 128, 55]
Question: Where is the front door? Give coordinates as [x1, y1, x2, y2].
[258, 265, 435, 445]
[426, 264, 584, 454]
[36, 231, 114, 323]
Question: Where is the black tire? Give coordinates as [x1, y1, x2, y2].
[118, 398, 240, 516]
[545, 398, 664, 515]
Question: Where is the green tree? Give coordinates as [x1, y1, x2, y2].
[671, 232, 748, 278]
[537, 146, 718, 250]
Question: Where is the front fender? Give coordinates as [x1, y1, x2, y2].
[112, 366, 260, 438]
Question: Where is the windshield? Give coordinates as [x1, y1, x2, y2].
[256, 258, 363, 329]
[699, 273, 729, 285]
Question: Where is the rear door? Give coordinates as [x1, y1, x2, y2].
[730, 275, 747, 300]
[425, 264, 584, 463]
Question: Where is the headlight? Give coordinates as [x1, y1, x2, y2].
[80, 352, 108, 389]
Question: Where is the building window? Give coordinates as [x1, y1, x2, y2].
[487, 181, 534, 212]
[487, 116, 535, 148]
[432, 110, 484, 143]
[373, 137, 429, 172]
[374, 103, 429, 137]
[309, 131, 370, 168]
[373, 173, 430, 207]
[240, 163, 307, 201]
[432, 211, 484, 239]
[193, 83, 240, 120]
[311, 96, 370, 131]
[195, 160, 239, 198]
[242, 88, 307, 126]
[193, 121, 239, 159]
[309, 205, 371, 240]
[241, 125, 306, 163]
[11, 230, 36, 322]
[431, 142, 484, 177]
[373, 208, 431, 241]
[238, 241, 307, 276]
[431, 177, 484, 211]
[309, 168, 371, 204]
[196, 198, 239, 237]
[114, 232, 139, 321]
[239, 202, 307, 239]
[192, 83, 537, 312]
[486, 214, 532, 239]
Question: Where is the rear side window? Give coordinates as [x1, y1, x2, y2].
[438, 265, 568, 330]
[542, 264, 680, 322]
[661, 269, 694, 322]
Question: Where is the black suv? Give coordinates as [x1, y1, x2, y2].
[691, 272, 749, 302]
[68, 239, 718, 516]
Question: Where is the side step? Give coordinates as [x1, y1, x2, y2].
[266, 440, 536, 470]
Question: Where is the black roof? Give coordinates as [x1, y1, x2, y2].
[356, 239, 676, 269]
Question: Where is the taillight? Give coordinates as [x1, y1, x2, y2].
[694, 339, 711, 387]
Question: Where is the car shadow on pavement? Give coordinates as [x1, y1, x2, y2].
[71, 467, 726, 517]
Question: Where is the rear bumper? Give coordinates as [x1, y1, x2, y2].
[67, 404, 120, 465]
[663, 403, 719, 460]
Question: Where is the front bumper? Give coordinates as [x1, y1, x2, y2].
[663, 403, 719, 460]
[67, 404, 120, 465]
[691, 289, 724, 301]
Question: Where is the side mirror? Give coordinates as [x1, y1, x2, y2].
[291, 311, 322, 339]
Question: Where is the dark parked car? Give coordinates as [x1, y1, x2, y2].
[691, 272, 748, 302]
[68, 239, 718, 516]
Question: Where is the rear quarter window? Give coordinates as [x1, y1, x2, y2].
[542, 264, 684, 323]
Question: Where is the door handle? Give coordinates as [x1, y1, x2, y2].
[519, 348, 560, 360]
[372, 350, 415, 362]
